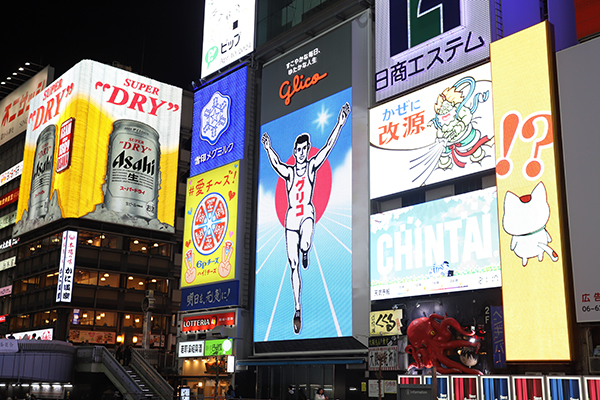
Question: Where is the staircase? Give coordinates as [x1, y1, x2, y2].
[75, 346, 174, 400]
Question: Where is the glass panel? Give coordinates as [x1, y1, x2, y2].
[149, 242, 170, 256]
[96, 311, 117, 327]
[309, 365, 323, 400]
[126, 275, 146, 290]
[101, 233, 120, 249]
[99, 272, 120, 287]
[79, 231, 102, 247]
[130, 238, 151, 254]
[147, 278, 166, 292]
[79, 310, 95, 326]
[74, 270, 99, 285]
[123, 313, 144, 328]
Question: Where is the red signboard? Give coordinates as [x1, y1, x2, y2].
[182, 311, 235, 333]
[0, 314, 7, 323]
[0, 188, 19, 209]
[56, 117, 75, 173]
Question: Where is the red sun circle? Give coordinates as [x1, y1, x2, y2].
[274, 147, 332, 227]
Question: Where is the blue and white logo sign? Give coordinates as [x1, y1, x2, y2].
[375, 0, 491, 102]
[192, 66, 247, 177]
[201, 92, 232, 145]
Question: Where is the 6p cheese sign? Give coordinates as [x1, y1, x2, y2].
[182, 161, 239, 287]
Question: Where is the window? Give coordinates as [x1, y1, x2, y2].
[149, 242, 170, 257]
[74, 270, 98, 286]
[41, 272, 59, 288]
[79, 231, 102, 247]
[98, 272, 120, 288]
[123, 313, 144, 328]
[147, 278, 167, 293]
[126, 275, 146, 290]
[14, 276, 39, 294]
[95, 311, 117, 327]
[78, 310, 95, 326]
[34, 310, 57, 327]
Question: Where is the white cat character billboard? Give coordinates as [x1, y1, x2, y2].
[370, 63, 495, 198]
[491, 22, 570, 362]
[15, 60, 182, 236]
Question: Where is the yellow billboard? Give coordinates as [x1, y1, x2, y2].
[490, 22, 571, 361]
[182, 161, 239, 287]
[15, 60, 182, 235]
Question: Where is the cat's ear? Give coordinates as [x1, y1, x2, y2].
[531, 181, 547, 199]
[504, 190, 519, 211]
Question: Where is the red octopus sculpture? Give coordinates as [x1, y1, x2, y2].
[405, 313, 482, 375]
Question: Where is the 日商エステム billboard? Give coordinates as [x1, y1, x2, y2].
[370, 187, 501, 300]
[192, 67, 247, 176]
[370, 63, 495, 198]
[374, 0, 491, 102]
[15, 60, 182, 235]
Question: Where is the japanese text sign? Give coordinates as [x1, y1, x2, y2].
[0, 188, 19, 210]
[0, 67, 52, 146]
[15, 60, 182, 236]
[368, 347, 398, 371]
[192, 67, 247, 176]
[370, 63, 494, 198]
[0, 285, 12, 297]
[369, 309, 403, 336]
[202, 0, 255, 79]
[182, 311, 235, 333]
[182, 161, 239, 287]
[179, 340, 205, 358]
[204, 338, 233, 356]
[371, 187, 501, 300]
[0, 256, 16, 272]
[0, 161, 23, 188]
[181, 280, 239, 312]
[56, 230, 77, 302]
[491, 21, 570, 361]
[375, 0, 491, 101]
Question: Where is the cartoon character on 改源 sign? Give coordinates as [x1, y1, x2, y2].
[502, 181, 559, 266]
[410, 76, 492, 185]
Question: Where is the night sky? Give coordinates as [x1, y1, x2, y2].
[1, 1, 204, 93]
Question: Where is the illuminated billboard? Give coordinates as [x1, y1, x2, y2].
[192, 67, 247, 176]
[14, 60, 182, 235]
[201, 0, 256, 79]
[0, 67, 52, 146]
[490, 21, 571, 361]
[182, 161, 239, 287]
[374, 0, 491, 102]
[255, 22, 354, 342]
[370, 187, 500, 300]
[370, 63, 494, 198]
[556, 36, 600, 323]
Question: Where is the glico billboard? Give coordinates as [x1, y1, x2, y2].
[255, 20, 363, 343]
[370, 63, 494, 198]
[15, 60, 182, 235]
[491, 22, 571, 361]
[371, 187, 501, 300]
[374, 0, 491, 102]
[192, 66, 247, 176]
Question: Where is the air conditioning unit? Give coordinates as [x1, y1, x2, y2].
[589, 357, 600, 374]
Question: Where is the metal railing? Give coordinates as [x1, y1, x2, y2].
[131, 348, 175, 400]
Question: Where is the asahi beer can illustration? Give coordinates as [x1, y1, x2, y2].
[29, 124, 56, 220]
[104, 119, 161, 219]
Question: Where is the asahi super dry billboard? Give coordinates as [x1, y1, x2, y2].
[15, 60, 182, 235]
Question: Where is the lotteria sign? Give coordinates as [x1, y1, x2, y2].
[182, 311, 235, 333]
[374, 0, 491, 102]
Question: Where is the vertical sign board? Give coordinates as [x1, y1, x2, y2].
[584, 377, 600, 400]
[546, 376, 582, 400]
[192, 67, 247, 176]
[370, 63, 495, 198]
[481, 376, 511, 400]
[556, 36, 600, 323]
[490, 21, 571, 361]
[374, 0, 491, 102]
[182, 161, 239, 287]
[56, 230, 77, 302]
[255, 22, 353, 341]
[201, 0, 255, 79]
[15, 60, 182, 236]
[512, 376, 546, 400]
[0, 67, 52, 146]
[490, 306, 506, 369]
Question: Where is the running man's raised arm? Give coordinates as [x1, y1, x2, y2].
[262, 132, 291, 179]
[311, 102, 350, 170]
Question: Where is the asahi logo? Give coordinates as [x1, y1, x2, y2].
[112, 151, 156, 176]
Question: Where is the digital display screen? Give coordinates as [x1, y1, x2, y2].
[370, 187, 501, 300]
[192, 67, 247, 176]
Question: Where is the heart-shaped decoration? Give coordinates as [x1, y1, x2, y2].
[229, 231, 234, 237]
[185, 240, 191, 248]
[228, 191, 236, 200]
